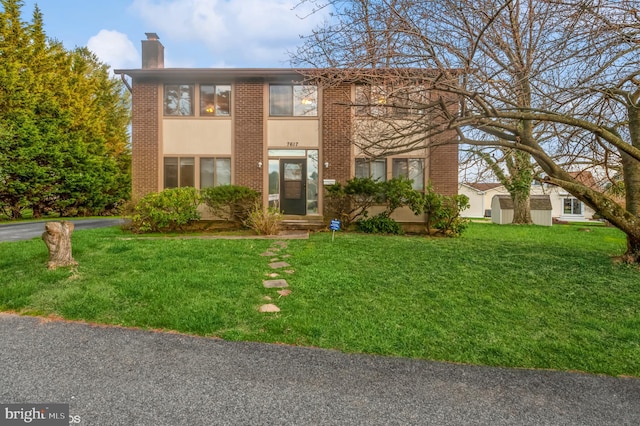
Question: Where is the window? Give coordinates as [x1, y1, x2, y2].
[200, 158, 231, 188]
[355, 84, 428, 116]
[563, 198, 582, 215]
[392, 158, 424, 190]
[164, 84, 194, 116]
[164, 157, 230, 189]
[355, 158, 386, 181]
[200, 85, 231, 116]
[164, 157, 194, 188]
[269, 85, 318, 116]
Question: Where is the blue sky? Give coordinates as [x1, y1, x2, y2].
[20, 0, 330, 70]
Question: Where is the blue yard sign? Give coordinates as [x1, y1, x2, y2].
[330, 219, 341, 241]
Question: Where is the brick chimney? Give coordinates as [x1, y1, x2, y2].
[142, 33, 164, 69]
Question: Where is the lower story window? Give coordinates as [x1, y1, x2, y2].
[164, 157, 231, 189]
[355, 158, 386, 181]
[563, 197, 582, 215]
[392, 158, 424, 190]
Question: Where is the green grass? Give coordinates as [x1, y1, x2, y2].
[1, 223, 638, 377]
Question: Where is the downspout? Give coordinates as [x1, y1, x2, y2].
[119, 73, 132, 93]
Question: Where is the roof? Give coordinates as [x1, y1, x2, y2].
[463, 182, 504, 192]
[493, 194, 552, 210]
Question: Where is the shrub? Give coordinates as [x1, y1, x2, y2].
[408, 185, 470, 237]
[243, 203, 283, 235]
[200, 185, 260, 225]
[357, 212, 404, 235]
[324, 177, 382, 227]
[130, 187, 201, 233]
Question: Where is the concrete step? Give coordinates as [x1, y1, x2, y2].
[280, 218, 326, 231]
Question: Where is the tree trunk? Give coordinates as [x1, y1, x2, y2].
[511, 192, 533, 224]
[42, 221, 78, 269]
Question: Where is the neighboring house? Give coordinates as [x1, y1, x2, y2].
[115, 34, 458, 221]
[459, 172, 597, 222]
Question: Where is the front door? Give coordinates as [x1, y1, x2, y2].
[280, 159, 306, 215]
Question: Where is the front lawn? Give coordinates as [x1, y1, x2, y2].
[1, 223, 638, 377]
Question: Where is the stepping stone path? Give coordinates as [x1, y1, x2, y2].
[258, 240, 295, 313]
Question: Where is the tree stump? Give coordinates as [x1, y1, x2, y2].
[42, 221, 78, 269]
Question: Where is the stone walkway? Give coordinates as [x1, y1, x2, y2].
[259, 239, 295, 313]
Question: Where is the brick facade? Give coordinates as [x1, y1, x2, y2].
[234, 79, 264, 192]
[131, 82, 159, 199]
[322, 85, 352, 184]
[429, 137, 459, 196]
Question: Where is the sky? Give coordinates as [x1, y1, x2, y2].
[19, 0, 330, 71]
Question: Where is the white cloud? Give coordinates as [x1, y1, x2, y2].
[129, 0, 330, 67]
[87, 30, 139, 70]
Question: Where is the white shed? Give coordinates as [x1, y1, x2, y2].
[491, 195, 553, 226]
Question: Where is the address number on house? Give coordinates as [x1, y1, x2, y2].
[286, 141, 299, 147]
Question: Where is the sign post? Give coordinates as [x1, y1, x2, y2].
[329, 219, 341, 242]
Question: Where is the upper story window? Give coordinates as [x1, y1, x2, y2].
[164, 84, 232, 117]
[164, 84, 194, 116]
[270, 85, 318, 117]
[355, 84, 428, 117]
[200, 84, 231, 116]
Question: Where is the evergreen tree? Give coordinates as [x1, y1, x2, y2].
[0, 0, 131, 219]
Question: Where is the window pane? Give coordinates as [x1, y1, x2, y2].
[268, 159, 280, 208]
[270, 85, 293, 116]
[164, 157, 178, 188]
[573, 199, 582, 215]
[307, 150, 319, 214]
[294, 86, 318, 116]
[180, 157, 195, 187]
[409, 159, 424, 190]
[392, 159, 408, 179]
[216, 158, 231, 186]
[355, 158, 368, 178]
[371, 159, 386, 181]
[200, 85, 216, 116]
[563, 198, 572, 214]
[200, 158, 215, 188]
[164, 84, 193, 116]
[355, 85, 370, 116]
[216, 85, 231, 116]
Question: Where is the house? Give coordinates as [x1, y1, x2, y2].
[459, 173, 598, 222]
[114, 34, 458, 221]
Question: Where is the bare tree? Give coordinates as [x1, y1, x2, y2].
[292, 0, 640, 262]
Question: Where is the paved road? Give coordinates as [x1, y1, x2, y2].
[1, 313, 638, 426]
[0, 218, 124, 242]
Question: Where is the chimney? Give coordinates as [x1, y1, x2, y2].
[142, 32, 164, 69]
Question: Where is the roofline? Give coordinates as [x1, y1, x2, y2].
[113, 67, 461, 81]
[113, 68, 316, 79]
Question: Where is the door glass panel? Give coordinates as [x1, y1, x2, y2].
[307, 150, 318, 214]
[268, 160, 280, 208]
[284, 163, 302, 180]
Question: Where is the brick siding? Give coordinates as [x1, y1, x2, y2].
[234, 79, 264, 192]
[131, 82, 159, 199]
[322, 85, 352, 184]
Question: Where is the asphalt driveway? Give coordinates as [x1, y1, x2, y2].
[0, 218, 124, 242]
[1, 313, 638, 425]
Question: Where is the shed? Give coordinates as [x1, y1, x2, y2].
[491, 195, 553, 226]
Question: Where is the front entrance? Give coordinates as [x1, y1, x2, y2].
[280, 159, 307, 215]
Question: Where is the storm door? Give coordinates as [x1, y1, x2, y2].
[280, 159, 306, 215]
